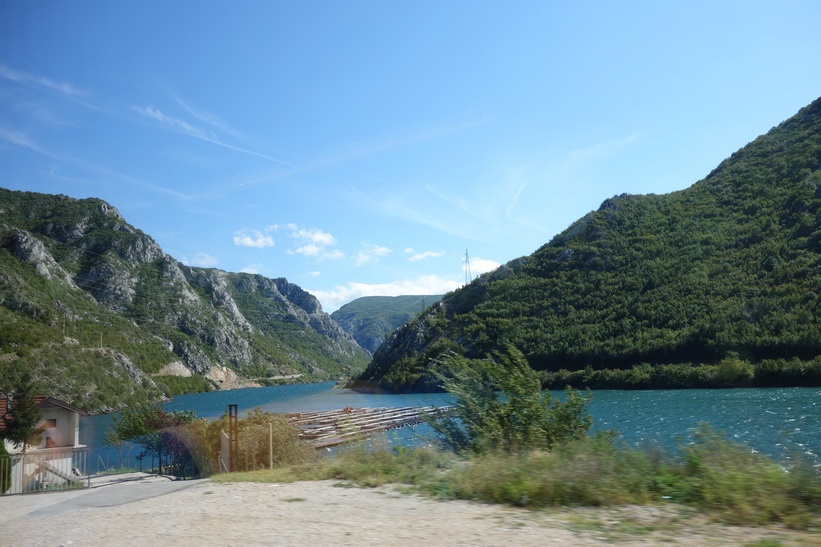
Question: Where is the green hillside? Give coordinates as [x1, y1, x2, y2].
[356, 97, 821, 392]
[0, 190, 369, 411]
[331, 295, 442, 353]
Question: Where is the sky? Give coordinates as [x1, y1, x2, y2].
[2, 1, 820, 312]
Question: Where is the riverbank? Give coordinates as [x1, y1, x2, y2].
[2, 477, 818, 546]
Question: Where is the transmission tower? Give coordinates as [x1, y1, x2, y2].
[463, 249, 472, 285]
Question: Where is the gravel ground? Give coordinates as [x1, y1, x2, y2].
[1, 475, 819, 546]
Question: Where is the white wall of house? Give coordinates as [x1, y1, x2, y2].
[4, 406, 84, 455]
[36, 407, 82, 449]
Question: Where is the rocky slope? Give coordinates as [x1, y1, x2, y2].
[0, 189, 369, 410]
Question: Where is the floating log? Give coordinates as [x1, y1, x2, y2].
[285, 406, 450, 449]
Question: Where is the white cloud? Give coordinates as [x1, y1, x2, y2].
[233, 228, 275, 248]
[310, 275, 461, 313]
[287, 225, 343, 260]
[407, 250, 444, 262]
[290, 243, 321, 257]
[184, 253, 219, 267]
[466, 257, 502, 277]
[291, 227, 336, 246]
[355, 243, 392, 266]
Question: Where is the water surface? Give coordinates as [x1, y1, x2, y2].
[82, 384, 819, 471]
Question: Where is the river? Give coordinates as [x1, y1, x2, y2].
[82, 383, 820, 472]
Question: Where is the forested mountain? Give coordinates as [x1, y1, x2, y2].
[0, 190, 369, 411]
[356, 97, 821, 392]
[331, 295, 442, 353]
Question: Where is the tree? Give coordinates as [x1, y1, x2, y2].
[0, 440, 10, 494]
[2, 372, 43, 453]
[105, 405, 198, 476]
[427, 345, 592, 454]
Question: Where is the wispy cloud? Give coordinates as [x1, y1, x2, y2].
[566, 133, 642, 166]
[173, 94, 246, 141]
[0, 127, 192, 199]
[360, 132, 646, 247]
[310, 275, 462, 313]
[357, 187, 507, 245]
[233, 109, 491, 190]
[406, 250, 445, 262]
[0, 64, 88, 97]
[132, 105, 215, 141]
[131, 104, 296, 167]
[291, 108, 491, 169]
[0, 128, 55, 156]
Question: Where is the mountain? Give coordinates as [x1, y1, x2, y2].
[0, 189, 370, 411]
[331, 295, 442, 353]
[356, 97, 821, 392]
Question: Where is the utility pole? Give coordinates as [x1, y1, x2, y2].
[463, 249, 473, 285]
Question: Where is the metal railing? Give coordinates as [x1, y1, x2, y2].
[0, 447, 90, 495]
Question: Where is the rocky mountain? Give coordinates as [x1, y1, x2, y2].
[331, 295, 442, 353]
[0, 189, 369, 411]
[355, 97, 821, 392]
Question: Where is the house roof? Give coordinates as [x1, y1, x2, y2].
[0, 394, 87, 432]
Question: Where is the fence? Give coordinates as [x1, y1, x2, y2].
[1, 448, 90, 495]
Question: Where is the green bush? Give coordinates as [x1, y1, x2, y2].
[427, 345, 592, 454]
[437, 434, 657, 507]
[673, 425, 820, 527]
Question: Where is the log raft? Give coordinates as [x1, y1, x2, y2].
[286, 406, 450, 449]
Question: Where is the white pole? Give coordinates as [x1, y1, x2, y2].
[269, 423, 273, 469]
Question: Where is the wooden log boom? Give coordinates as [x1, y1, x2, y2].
[285, 406, 451, 449]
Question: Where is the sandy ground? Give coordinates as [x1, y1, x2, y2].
[1, 474, 819, 546]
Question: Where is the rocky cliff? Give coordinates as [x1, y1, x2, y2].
[0, 189, 369, 411]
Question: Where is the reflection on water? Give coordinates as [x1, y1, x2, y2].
[82, 383, 820, 471]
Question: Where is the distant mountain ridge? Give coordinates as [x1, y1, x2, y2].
[356, 97, 821, 392]
[0, 189, 369, 411]
[331, 295, 442, 353]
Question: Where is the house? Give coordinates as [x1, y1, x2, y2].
[1, 394, 88, 495]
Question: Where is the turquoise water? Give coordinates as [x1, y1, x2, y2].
[82, 384, 820, 471]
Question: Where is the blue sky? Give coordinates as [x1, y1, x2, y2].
[2, 1, 820, 312]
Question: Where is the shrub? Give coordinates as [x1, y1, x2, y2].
[673, 424, 820, 526]
[427, 345, 592, 454]
[439, 434, 657, 507]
